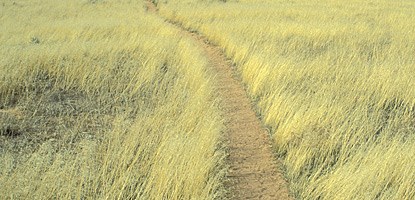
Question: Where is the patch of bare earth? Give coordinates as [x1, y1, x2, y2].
[146, 1, 292, 199]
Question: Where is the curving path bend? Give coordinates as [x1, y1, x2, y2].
[145, 2, 292, 199]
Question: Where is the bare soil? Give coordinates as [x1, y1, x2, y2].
[146, 1, 292, 199]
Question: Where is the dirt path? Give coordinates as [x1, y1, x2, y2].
[145, 2, 292, 199]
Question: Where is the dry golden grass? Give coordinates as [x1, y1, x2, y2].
[0, 0, 226, 199]
[158, 0, 415, 199]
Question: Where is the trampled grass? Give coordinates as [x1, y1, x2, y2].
[0, 0, 226, 199]
[158, 0, 415, 199]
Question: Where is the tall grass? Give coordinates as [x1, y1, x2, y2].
[0, 0, 226, 199]
[158, 0, 415, 199]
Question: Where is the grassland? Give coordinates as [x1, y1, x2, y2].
[2, 0, 415, 199]
[158, 0, 415, 199]
[0, 0, 226, 199]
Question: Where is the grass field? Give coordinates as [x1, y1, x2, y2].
[158, 0, 415, 199]
[0, 0, 226, 199]
[2, 0, 415, 199]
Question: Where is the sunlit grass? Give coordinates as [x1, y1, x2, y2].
[0, 0, 226, 199]
[158, 0, 415, 199]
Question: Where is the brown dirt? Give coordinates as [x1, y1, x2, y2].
[145, 1, 292, 199]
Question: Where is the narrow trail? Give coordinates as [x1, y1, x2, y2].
[145, 2, 292, 199]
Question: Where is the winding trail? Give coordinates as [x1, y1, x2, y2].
[145, 2, 292, 199]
